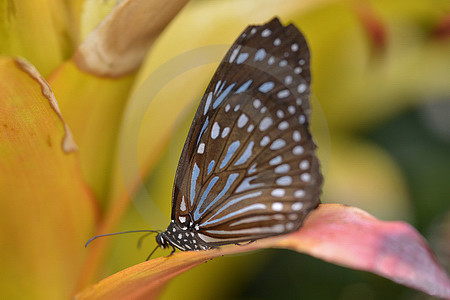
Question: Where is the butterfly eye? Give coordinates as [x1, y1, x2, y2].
[158, 17, 322, 252]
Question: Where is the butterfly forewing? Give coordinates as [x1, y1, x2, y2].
[170, 18, 322, 247]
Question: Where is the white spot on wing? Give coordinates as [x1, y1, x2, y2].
[278, 121, 289, 130]
[288, 106, 296, 114]
[229, 45, 241, 63]
[237, 113, 248, 128]
[259, 117, 273, 131]
[272, 202, 283, 211]
[270, 138, 286, 150]
[293, 130, 301, 142]
[301, 173, 311, 182]
[292, 202, 303, 211]
[275, 164, 290, 174]
[260, 136, 270, 146]
[298, 115, 306, 124]
[269, 155, 282, 165]
[277, 110, 284, 118]
[204, 92, 212, 115]
[258, 82, 275, 93]
[261, 29, 272, 37]
[293, 145, 304, 155]
[197, 143, 205, 154]
[294, 190, 305, 198]
[214, 81, 221, 94]
[279, 60, 287, 67]
[299, 160, 310, 170]
[221, 127, 230, 138]
[211, 122, 220, 139]
[271, 188, 285, 197]
[273, 214, 285, 220]
[180, 196, 186, 211]
[276, 176, 292, 186]
[286, 222, 295, 230]
[254, 49, 266, 61]
[297, 83, 307, 93]
[277, 89, 290, 98]
[285, 76, 292, 85]
[237, 53, 249, 64]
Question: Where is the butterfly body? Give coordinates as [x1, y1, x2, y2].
[157, 17, 322, 252]
[157, 221, 213, 251]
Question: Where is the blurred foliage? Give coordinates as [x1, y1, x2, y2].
[369, 104, 450, 231]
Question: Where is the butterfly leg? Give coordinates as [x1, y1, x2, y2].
[146, 245, 159, 261]
[163, 246, 177, 258]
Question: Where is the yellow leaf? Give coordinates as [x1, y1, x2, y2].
[50, 61, 135, 202]
[0, 0, 74, 76]
[0, 57, 97, 299]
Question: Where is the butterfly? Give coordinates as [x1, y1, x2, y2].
[86, 17, 322, 257]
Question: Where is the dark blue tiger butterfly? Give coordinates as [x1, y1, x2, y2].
[86, 17, 322, 258]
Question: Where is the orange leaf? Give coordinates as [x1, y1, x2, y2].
[76, 204, 450, 299]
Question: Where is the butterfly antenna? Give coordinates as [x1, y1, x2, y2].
[85, 230, 160, 248]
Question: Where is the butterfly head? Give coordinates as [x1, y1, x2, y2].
[156, 232, 170, 249]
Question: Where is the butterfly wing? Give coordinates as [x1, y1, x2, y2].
[171, 18, 322, 245]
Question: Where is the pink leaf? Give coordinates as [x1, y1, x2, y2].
[76, 204, 450, 299]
